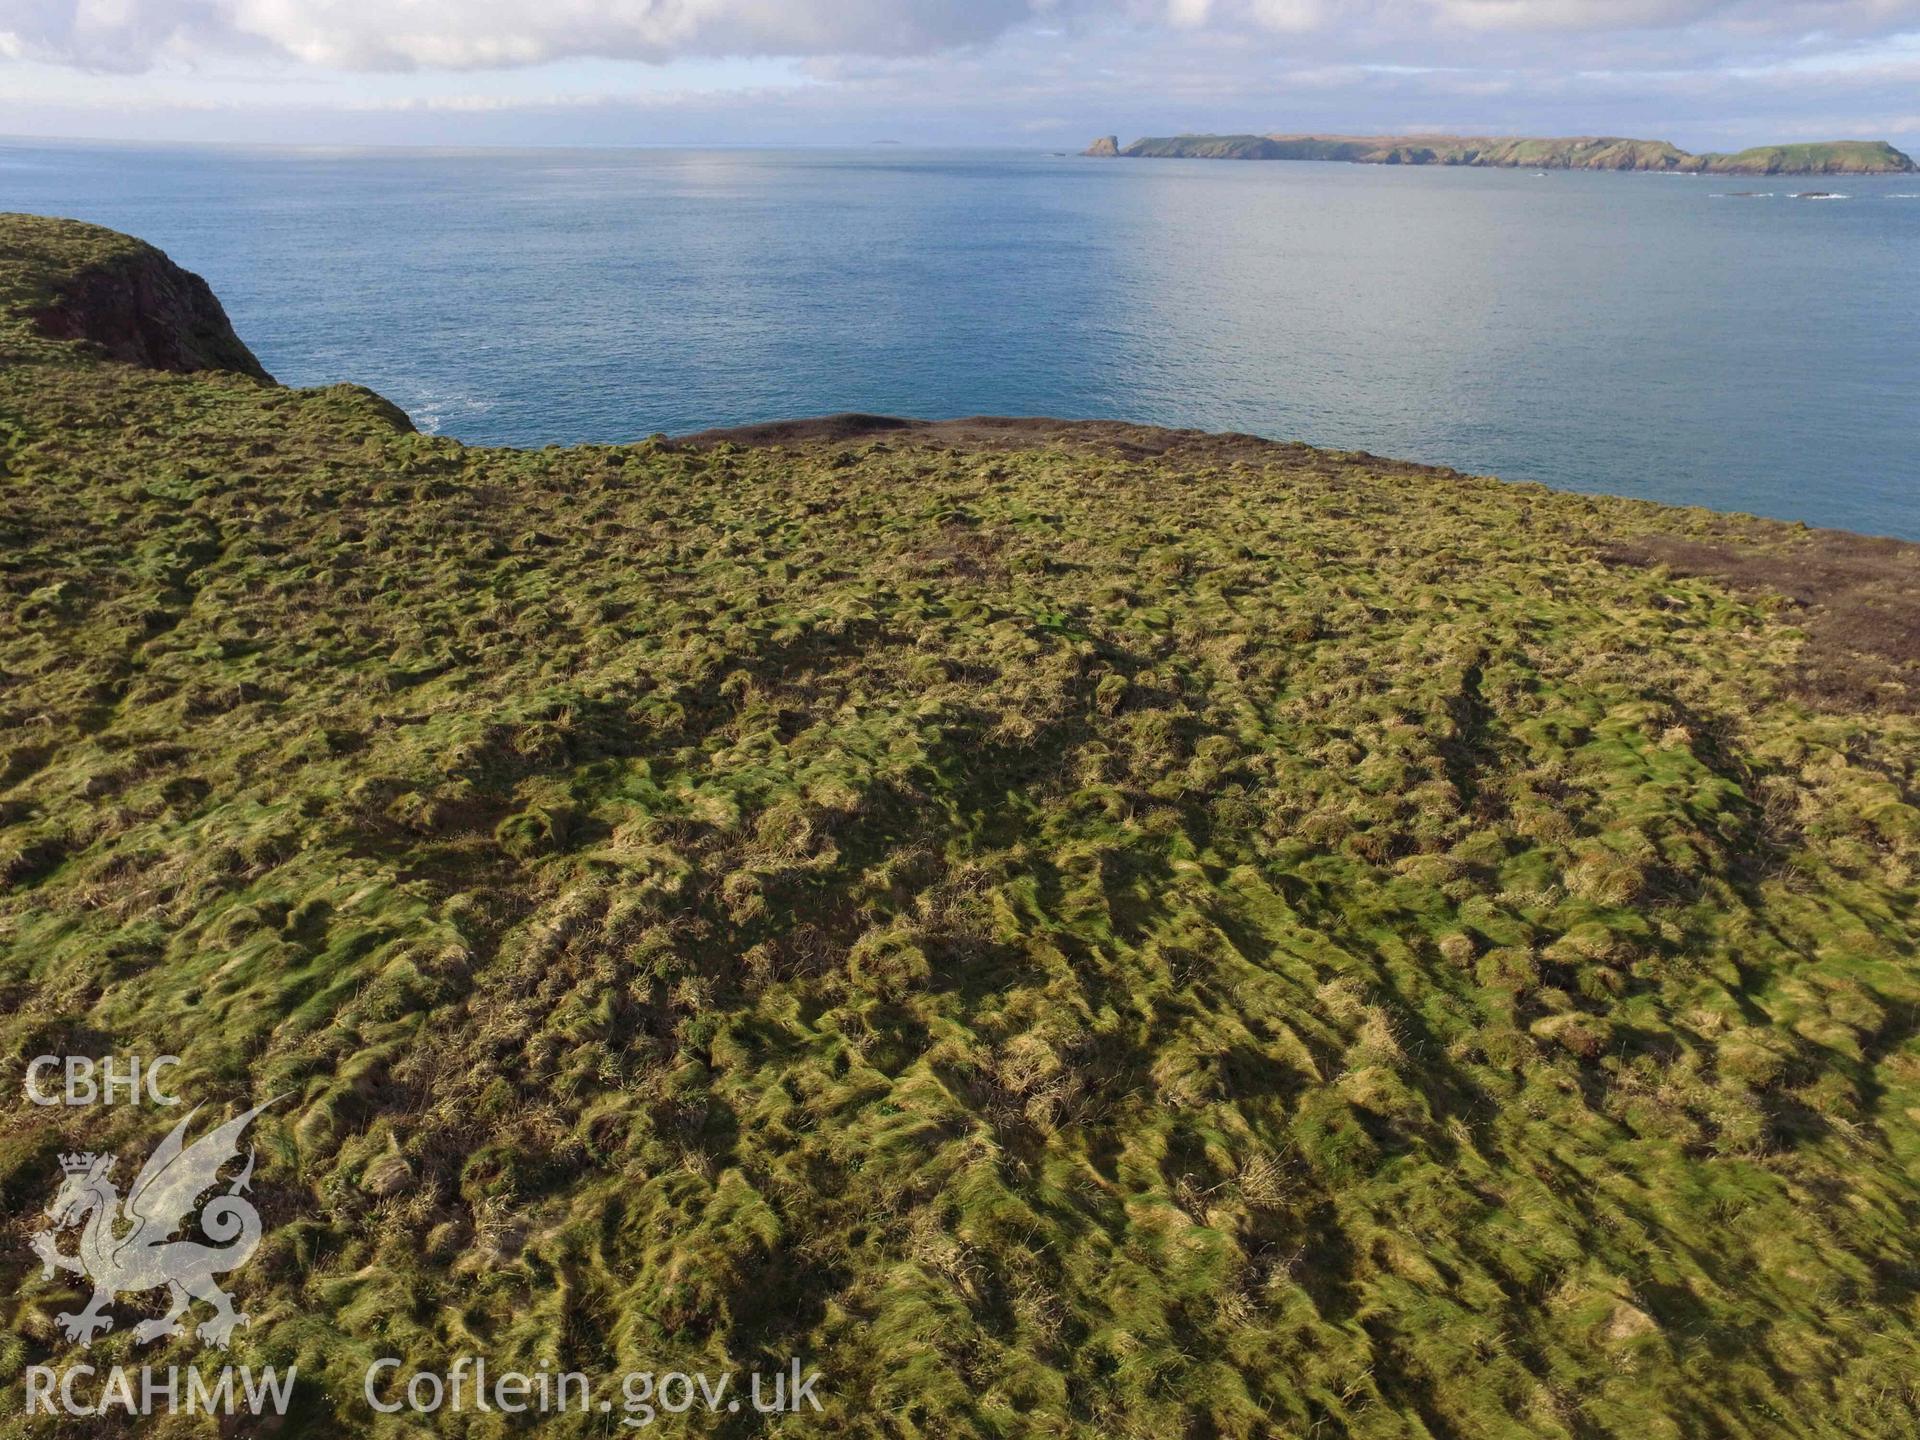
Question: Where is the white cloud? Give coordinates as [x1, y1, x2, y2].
[1430, 0, 1730, 30]
[1152, 0, 1336, 28]
[1431, 0, 1920, 33]
[12, 0, 1920, 73]
[4, 0, 1919, 158]
[8, 0, 1046, 70]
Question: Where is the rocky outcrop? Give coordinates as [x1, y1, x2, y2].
[1083, 135, 1121, 157]
[22, 225, 272, 381]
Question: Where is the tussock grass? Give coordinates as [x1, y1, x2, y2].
[2, 215, 1918, 1437]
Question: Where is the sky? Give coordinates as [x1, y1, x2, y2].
[2, 1, 1919, 153]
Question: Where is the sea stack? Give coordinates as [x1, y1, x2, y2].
[1083, 135, 1121, 157]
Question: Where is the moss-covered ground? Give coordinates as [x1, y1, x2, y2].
[2, 215, 1918, 1437]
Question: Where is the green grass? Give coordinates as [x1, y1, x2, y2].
[1696, 141, 1918, 174]
[2, 214, 1918, 1437]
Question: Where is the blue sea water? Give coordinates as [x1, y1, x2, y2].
[4, 140, 1918, 537]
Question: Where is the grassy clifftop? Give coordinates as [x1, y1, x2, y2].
[1095, 133, 1918, 173]
[1694, 141, 1917, 174]
[4, 214, 1920, 1438]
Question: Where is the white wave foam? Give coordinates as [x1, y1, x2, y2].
[403, 389, 495, 436]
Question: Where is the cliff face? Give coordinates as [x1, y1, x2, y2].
[1118, 133, 1291, 159]
[1094, 132, 1917, 174]
[1083, 134, 1120, 157]
[4, 214, 271, 380]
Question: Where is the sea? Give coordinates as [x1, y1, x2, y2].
[4, 140, 1917, 538]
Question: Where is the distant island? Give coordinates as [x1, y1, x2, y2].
[1082, 132, 1917, 174]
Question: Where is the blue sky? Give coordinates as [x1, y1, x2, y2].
[3, 1, 1918, 152]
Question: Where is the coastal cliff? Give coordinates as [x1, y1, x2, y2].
[4, 221, 272, 379]
[1090, 132, 1917, 174]
[6, 213, 1920, 1439]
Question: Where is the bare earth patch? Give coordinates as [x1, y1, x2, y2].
[1601, 530, 1920, 711]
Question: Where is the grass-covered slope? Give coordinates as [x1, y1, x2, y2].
[3, 214, 1920, 1438]
[1695, 141, 1919, 175]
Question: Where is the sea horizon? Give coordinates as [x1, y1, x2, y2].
[12, 138, 1915, 537]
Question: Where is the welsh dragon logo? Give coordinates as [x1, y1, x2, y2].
[29, 1101, 275, 1350]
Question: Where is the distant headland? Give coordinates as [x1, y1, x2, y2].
[1081, 133, 1917, 174]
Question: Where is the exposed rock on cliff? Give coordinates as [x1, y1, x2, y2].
[9, 216, 272, 380]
